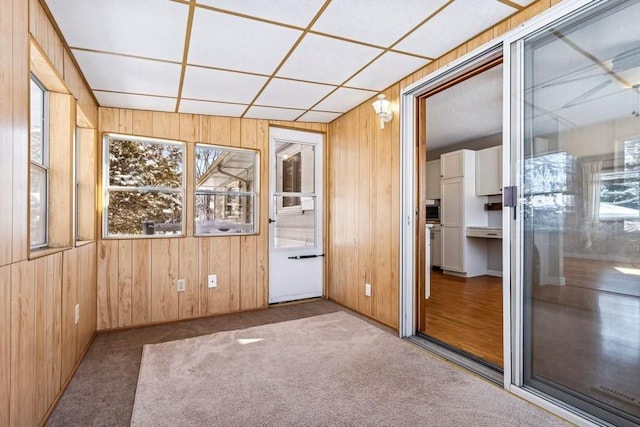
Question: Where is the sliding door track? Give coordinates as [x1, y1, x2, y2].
[406, 334, 504, 385]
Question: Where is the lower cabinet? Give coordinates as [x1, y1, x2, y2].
[431, 228, 441, 268]
[441, 226, 463, 272]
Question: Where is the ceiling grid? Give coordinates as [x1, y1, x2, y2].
[44, 0, 535, 122]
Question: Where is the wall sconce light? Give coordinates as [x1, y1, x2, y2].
[372, 94, 393, 129]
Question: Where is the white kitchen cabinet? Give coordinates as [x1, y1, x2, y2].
[442, 226, 463, 272]
[476, 146, 502, 196]
[441, 178, 462, 226]
[426, 159, 441, 199]
[440, 149, 487, 277]
[431, 226, 441, 268]
[441, 149, 474, 179]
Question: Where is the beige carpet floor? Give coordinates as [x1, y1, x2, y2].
[131, 311, 568, 426]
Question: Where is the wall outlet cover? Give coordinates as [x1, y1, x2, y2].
[208, 274, 217, 288]
[177, 279, 186, 292]
[365, 283, 371, 297]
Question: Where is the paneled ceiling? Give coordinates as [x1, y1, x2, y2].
[45, 0, 535, 123]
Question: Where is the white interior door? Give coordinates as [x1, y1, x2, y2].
[268, 128, 324, 304]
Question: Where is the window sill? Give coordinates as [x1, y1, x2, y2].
[75, 240, 95, 247]
[29, 245, 72, 260]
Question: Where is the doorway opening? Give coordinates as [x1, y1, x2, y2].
[414, 55, 505, 373]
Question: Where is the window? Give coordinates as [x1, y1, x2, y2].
[30, 77, 48, 248]
[103, 134, 185, 238]
[194, 144, 258, 235]
[600, 138, 640, 230]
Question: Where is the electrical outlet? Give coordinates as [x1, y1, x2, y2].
[74, 304, 80, 325]
[208, 274, 217, 288]
[365, 283, 371, 297]
[177, 279, 186, 292]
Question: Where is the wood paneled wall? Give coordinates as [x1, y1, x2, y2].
[325, 0, 559, 329]
[97, 108, 327, 330]
[1, 0, 99, 425]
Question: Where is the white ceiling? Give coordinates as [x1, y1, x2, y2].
[427, 1, 640, 149]
[426, 64, 503, 150]
[44, 0, 534, 123]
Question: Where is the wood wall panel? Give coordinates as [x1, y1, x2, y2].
[48, 93, 75, 248]
[12, 0, 29, 265]
[34, 257, 47, 417]
[117, 240, 132, 327]
[97, 240, 118, 330]
[10, 261, 36, 427]
[325, 1, 553, 329]
[61, 249, 79, 382]
[150, 238, 180, 323]
[0, 0, 98, 424]
[96, 109, 326, 329]
[0, 0, 15, 266]
[178, 238, 199, 318]
[131, 240, 152, 326]
[76, 127, 97, 241]
[0, 265, 10, 427]
[77, 244, 96, 351]
[46, 252, 63, 406]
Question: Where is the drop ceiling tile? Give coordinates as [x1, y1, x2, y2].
[347, 52, 431, 91]
[46, 0, 187, 61]
[244, 106, 305, 121]
[313, 87, 378, 113]
[189, 8, 302, 74]
[255, 79, 336, 109]
[182, 66, 268, 104]
[179, 99, 247, 117]
[73, 50, 181, 97]
[394, 0, 516, 58]
[297, 111, 342, 123]
[195, 0, 325, 27]
[277, 33, 383, 85]
[94, 91, 176, 112]
[312, 0, 450, 47]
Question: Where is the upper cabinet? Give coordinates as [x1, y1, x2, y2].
[475, 146, 502, 196]
[426, 159, 441, 199]
[440, 149, 475, 179]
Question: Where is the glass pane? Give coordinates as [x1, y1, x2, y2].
[520, 1, 640, 424]
[195, 145, 256, 192]
[273, 195, 315, 248]
[30, 79, 45, 165]
[106, 191, 183, 236]
[195, 193, 255, 235]
[276, 142, 314, 194]
[108, 137, 183, 188]
[30, 166, 47, 247]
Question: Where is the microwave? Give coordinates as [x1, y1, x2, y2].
[425, 205, 440, 222]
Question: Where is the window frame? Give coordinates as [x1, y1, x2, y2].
[29, 75, 49, 249]
[102, 133, 186, 239]
[193, 143, 260, 237]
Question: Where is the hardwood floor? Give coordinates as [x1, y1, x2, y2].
[419, 271, 503, 367]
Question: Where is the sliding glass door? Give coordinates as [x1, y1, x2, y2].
[513, 1, 640, 425]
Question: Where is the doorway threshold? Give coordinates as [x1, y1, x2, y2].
[406, 334, 503, 386]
